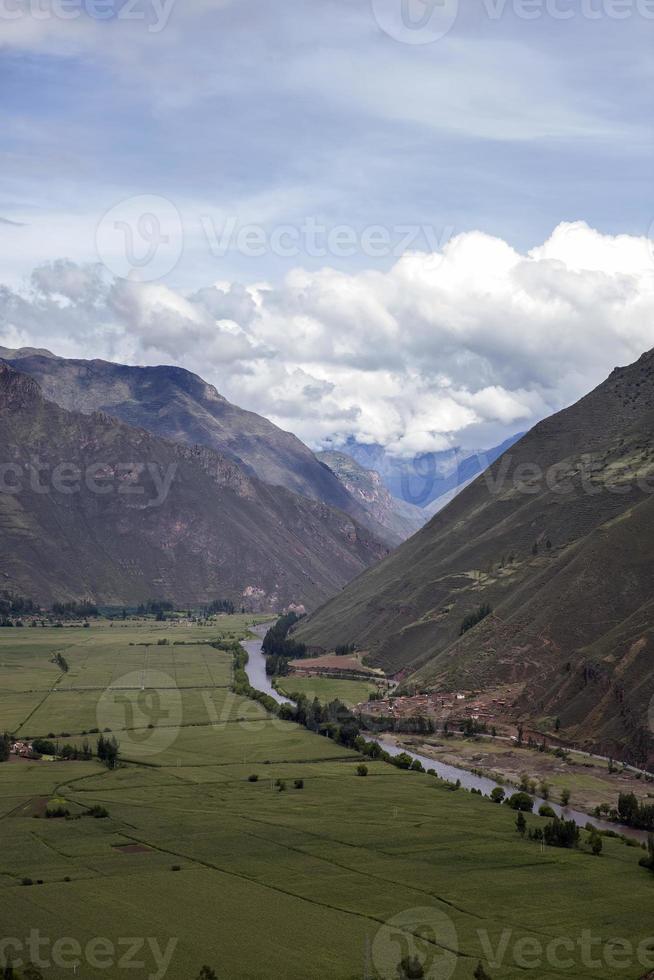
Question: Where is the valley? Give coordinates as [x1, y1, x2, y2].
[3, 617, 654, 978]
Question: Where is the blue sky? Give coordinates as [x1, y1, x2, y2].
[1, 0, 653, 455]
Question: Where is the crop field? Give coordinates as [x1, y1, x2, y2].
[276, 675, 379, 707]
[1, 620, 654, 980]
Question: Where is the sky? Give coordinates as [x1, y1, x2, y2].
[1, 0, 653, 457]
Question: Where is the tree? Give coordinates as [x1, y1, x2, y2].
[560, 788, 571, 806]
[397, 956, 424, 979]
[543, 817, 579, 849]
[490, 787, 505, 804]
[459, 604, 492, 636]
[0, 732, 10, 763]
[357, 764, 368, 777]
[587, 830, 603, 856]
[515, 812, 527, 836]
[507, 792, 534, 812]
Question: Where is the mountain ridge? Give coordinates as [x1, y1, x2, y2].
[296, 348, 654, 765]
[0, 361, 388, 609]
[0, 348, 398, 544]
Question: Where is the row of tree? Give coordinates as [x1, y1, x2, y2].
[262, 612, 307, 660]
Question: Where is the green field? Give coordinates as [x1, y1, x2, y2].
[276, 674, 379, 707]
[1, 620, 654, 979]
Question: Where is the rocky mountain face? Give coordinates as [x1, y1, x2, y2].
[0, 348, 395, 544]
[317, 451, 425, 544]
[0, 363, 388, 609]
[297, 349, 654, 766]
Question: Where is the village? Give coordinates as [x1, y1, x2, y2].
[353, 683, 524, 737]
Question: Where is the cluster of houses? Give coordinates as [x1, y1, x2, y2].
[355, 690, 512, 727]
[10, 739, 40, 760]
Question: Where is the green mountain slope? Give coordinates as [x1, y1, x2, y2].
[296, 349, 654, 765]
[0, 363, 387, 608]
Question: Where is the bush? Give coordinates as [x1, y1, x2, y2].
[247, 774, 259, 782]
[538, 804, 556, 818]
[45, 806, 69, 819]
[507, 792, 534, 812]
[31, 738, 57, 756]
[490, 787, 505, 804]
[294, 779, 304, 789]
[21, 877, 34, 886]
[357, 764, 369, 777]
[86, 805, 109, 819]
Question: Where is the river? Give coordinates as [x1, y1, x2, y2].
[241, 626, 647, 842]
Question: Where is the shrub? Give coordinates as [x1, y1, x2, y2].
[247, 774, 259, 782]
[294, 779, 304, 790]
[507, 792, 534, 812]
[21, 877, 34, 886]
[87, 805, 109, 819]
[490, 787, 505, 804]
[357, 764, 369, 777]
[538, 804, 556, 818]
[45, 806, 69, 819]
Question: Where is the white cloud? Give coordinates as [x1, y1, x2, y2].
[1, 222, 654, 456]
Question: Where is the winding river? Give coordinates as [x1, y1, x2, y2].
[241, 625, 647, 843]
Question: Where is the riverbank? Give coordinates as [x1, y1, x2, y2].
[391, 731, 654, 820]
[241, 628, 648, 843]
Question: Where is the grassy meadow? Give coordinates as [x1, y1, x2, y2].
[275, 674, 380, 708]
[1, 619, 654, 979]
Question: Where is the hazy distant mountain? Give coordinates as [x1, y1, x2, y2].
[0, 363, 387, 609]
[0, 348, 394, 545]
[297, 350, 654, 766]
[339, 435, 523, 509]
[317, 451, 426, 543]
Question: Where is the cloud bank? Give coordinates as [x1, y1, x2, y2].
[1, 221, 654, 456]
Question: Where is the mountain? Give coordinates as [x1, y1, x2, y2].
[0, 363, 387, 609]
[0, 348, 394, 544]
[339, 435, 523, 508]
[316, 451, 426, 543]
[296, 349, 654, 766]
